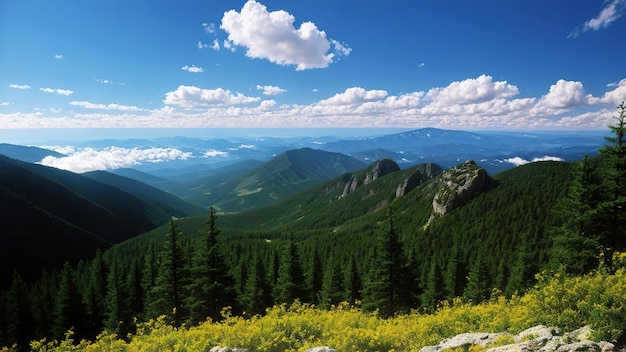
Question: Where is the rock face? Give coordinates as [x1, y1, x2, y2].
[341, 158, 400, 197]
[426, 160, 492, 226]
[419, 325, 617, 352]
[396, 163, 443, 198]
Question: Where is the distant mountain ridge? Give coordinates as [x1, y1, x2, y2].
[197, 147, 366, 213]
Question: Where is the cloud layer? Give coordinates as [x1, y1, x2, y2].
[220, 0, 349, 70]
[569, 0, 626, 37]
[3, 75, 626, 130]
[39, 146, 194, 173]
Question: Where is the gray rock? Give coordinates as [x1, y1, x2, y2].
[210, 347, 248, 352]
[304, 347, 336, 352]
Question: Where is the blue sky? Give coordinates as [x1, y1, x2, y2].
[1, 0, 626, 136]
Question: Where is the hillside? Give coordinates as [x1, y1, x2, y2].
[171, 147, 366, 213]
[0, 143, 64, 163]
[0, 155, 202, 288]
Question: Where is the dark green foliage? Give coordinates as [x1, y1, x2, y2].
[83, 249, 106, 336]
[5, 272, 34, 348]
[319, 255, 346, 309]
[362, 208, 413, 317]
[240, 256, 272, 316]
[186, 207, 236, 324]
[273, 237, 305, 305]
[344, 255, 362, 304]
[146, 219, 189, 327]
[421, 261, 445, 310]
[463, 252, 491, 303]
[52, 262, 87, 340]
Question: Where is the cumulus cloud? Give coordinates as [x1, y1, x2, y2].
[256, 85, 287, 95]
[38, 146, 193, 173]
[425, 74, 519, 106]
[181, 65, 203, 73]
[220, 0, 348, 70]
[534, 79, 595, 110]
[600, 78, 626, 105]
[40, 87, 73, 96]
[504, 156, 565, 167]
[211, 39, 220, 51]
[9, 84, 31, 90]
[319, 87, 388, 106]
[163, 85, 261, 108]
[569, 0, 626, 37]
[69, 101, 146, 112]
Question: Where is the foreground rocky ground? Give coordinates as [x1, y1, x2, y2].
[211, 325, 623, 352]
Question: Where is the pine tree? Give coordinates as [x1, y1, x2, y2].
[306, 247, 323, 304]
[104, 260, 128, 334]
[443, 241, 460, 300]
[362, 208, 412, 317]
[319, 255, 345, 308]
[83, 249, 106, 336]
[240, 255, 272, 316]
[125, 257, 143, 331]
[52, 262, 86, 339]
[420, 260, 444, 310]
[273, 236, 305, 305]
[141, 242, 158, 320]
[146, 219, 189, 326]
[344, 255, 362, 304]
[598, 102, 626, 251]
[463, 252, 491, 303]
[186, 207, 235, 324]
[5, 271, 34, 349]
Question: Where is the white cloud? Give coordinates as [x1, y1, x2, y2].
[54, 54, 63, 59]
[38, 146, 193, 173]
[40, 87, 74, 96]
[181, 65, 203, 73]
[223, 40, 236, 52]
[202, 22, 216, 34]
[256, 85, 287, 95]
[600, 78, 626, 105]
[504, 156, 565, 167]
[197, 41, 209, 49]
[319, 87, 388, 106]
[569, 0, 626, 37]
[425, 74, 519, 106]
[534, 79, 594, 110]
[211, 39, 220, 51]
[418, 62, 426, 68]
[0, 102, 9, 106]
[163, 85, 261, 108]
[95, 78, 124, 85]
[69, 101, 146, 112]
[9, 84, 31, 90]
[220, 0, 348, 70]
[203, 149, 229, 158]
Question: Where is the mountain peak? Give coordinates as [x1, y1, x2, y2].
[341, 158, 400, 197]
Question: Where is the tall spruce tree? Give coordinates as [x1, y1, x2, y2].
[146, 219, 189, 326]
[186, 207, 235, 324]
[362, 208, 412, 317]
[104, 260, 129, 335]
[240, 255, 272, 316]
[463, 252, 491, 303]
[83, 249, 106, 336]
[319, 255, 346, 308]
[273, 235, 305, 305]
[598, 102, 626, 251]
[5, 271, 34, 349]
[52, 262, 86, 339]
[344, 255, 362, 304]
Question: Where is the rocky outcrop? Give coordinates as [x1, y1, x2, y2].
[419, 325, 617, 352]
[341, 158, 400, 197]
[425, 160, 492, 226]
[210, 347, 248, 352]
[396, 163, 443, 198]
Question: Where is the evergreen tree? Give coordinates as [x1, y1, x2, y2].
[125, 257, 143, 331]
[240, 255, 272, 316]
[146, 219, 189, 326]
[141, 242, 158, 320]
[52, 262, 86, 339]
[344, 255, 362, 304]
[186, 207, 235, 324]
[104, 260, 129, 335]
[463, 252, 491, 303]
[420, 260, 444, 310]
[83, 249, 106, 336]
[362, 208, 412, 317]
[31, 269, 56, 340]
[443, 241, 460, 300]
[273, 236, 305, 305]
[306, 247, 323, 304]
[319, 255, 345, 308]
[5, 271, 34, 349]
[598, 102, 626, 251]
